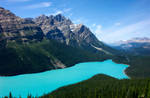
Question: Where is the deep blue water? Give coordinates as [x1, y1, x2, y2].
[0, 60, 129, 97]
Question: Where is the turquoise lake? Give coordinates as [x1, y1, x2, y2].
[0, 60, 129, 97]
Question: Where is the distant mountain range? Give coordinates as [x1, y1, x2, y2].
[0, 7, 115, 76]
[111, 37, 150, 55]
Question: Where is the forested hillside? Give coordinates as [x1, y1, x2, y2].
[6, 74, 147, 98]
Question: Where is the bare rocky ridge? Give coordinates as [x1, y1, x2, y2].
[0, 6, 113, 54]
[112, 37, 150, 55]
[0, 7, 116, 76]
[34, 14, 116, 55]
[34, 14, 107, 50]
[0, 7, 44, 42]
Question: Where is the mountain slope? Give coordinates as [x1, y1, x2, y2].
[0, 39, 107, 76]
[111, 37, 150, 55]
[34, 14, 115, 55]
[0, 7, 44, 42]
[0, 7, 115, 76]
[41, 74, 150, 98]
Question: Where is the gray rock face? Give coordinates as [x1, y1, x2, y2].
[34, 14, 103, 48]
[0, 7, 44, 42]
[0, 7, 114, 55]
[34, 14, 72, 34]
[0, 7, 116, 76]
[112, 37, 150, 55]
[46, 26, 66, 43]
[0, 25, 2, 33]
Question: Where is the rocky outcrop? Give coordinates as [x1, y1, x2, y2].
[0, 7, 115, 55]
[70, 24, 102, 46]
[112, 37, 150, 55]
[34, 14, 103, 47]
[46, 26, 66, 43]
[0, 7, 44, 42]
[0, 7, 116, 76]
[33, 14, 116, 55]
[34, 14, 72, 34]
[0, 25, 2, 33]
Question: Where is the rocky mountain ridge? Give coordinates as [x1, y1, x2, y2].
[112, 37, 150, 55]
[33, 14, 103, 48]
[0, 7, 44, 42]
[0, 7, 108, 53]
[0, 7, 115, 76]
[113, 37, 150, 46]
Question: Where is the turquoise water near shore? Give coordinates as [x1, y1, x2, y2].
[0, 60, 129, 97]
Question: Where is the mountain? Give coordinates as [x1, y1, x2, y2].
[33, 14, 115, 55]
[0, 7, 115, 76]
[0, 7, 44, 42]
[33, 14, 99, 46]
[111, 37, 150, 55]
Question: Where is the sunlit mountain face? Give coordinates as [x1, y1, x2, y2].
[111, 37, 150, 55]
[1, 0, 150, 43]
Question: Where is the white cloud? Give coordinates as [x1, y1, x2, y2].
[25, 2, 52, 9]
[101, 19, 150, 43]
[73, 17, 88, 25]
[52, 10, 63, 15]
[52, 8, 72, 16]
[53, 10, 63, 15]
[114, 22, 121, 26]
[91, 24, 103, 41]
[73, 19, 82, 24]
[64, 8, 72, 13]
[95, 25, 102, 34]
[92, 24, 96, 27]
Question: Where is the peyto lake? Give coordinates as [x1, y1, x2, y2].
[0, 60, 129, 97]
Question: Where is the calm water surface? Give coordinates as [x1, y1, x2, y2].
[0, 60, 129, 97]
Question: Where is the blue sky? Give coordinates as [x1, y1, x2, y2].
[0, 0, 150, 43]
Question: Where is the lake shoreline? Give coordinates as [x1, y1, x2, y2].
[0, 60, 129, 97]
[112, 59, 131, 79]
[0, 59, 107, 77]
[123, 64, 131, 79]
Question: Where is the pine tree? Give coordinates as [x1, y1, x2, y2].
[9, 92, 12, 98]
